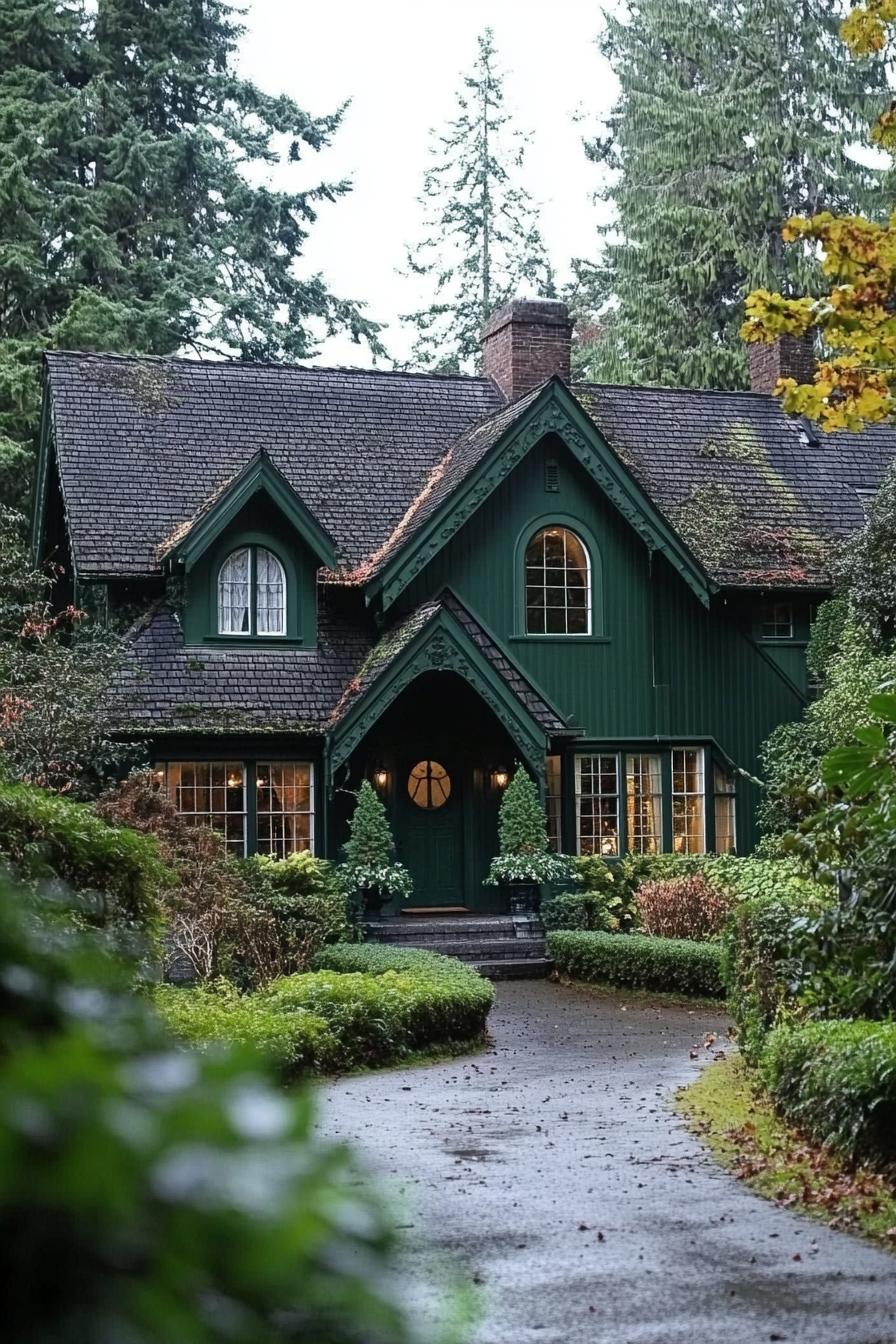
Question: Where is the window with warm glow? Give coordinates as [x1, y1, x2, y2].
[158, 760, 247, 855]
[256, 762, 314, 857]
[525, 527, 591, 635]
[575, 754, 619, 856]
[626, 753, 663, 854]
[407, 760, 451, 809]
[545, 754, 562, 851]
[713, 763, 737, 854]
[154, 759, 313, 856]
[672, 748, 706, 853]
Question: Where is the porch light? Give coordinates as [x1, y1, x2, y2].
[491, 768, 510, 790]
[373, 767, 389, 790]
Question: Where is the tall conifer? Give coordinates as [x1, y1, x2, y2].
[403, 28, 553, 373]
[0, 0, 379, 505]
[578, 0, 889, 389]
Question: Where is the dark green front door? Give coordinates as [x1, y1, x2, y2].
[396, 755, 466, 907]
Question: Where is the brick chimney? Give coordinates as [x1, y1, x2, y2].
[481, 299, 573, 402]
[747, 333, 816, 394]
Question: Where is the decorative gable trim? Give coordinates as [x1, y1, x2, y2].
[328, 606, 558, 783]
[367, 379, 713, 612]
[164, 451, 339, 573]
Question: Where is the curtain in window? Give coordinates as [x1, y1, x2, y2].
[218, 548, 250, 633]
[256, 548, 285, 635]
[626, 754, 662, 854]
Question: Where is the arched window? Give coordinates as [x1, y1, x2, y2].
[218, 545, 286, 636]
[525, 526, 591, 635]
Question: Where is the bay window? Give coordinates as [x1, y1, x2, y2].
[671, 747, 705, 853]
[625, 753, 663, 854]
[575, 754, 620, 856]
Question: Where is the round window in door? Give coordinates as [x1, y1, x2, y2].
[408, 760, 451, 809]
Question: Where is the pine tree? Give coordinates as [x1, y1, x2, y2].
[403, 28, 554, 373]
[497, 769, 549, 858]
[0, 0, 380, 507]
[342, 781, 395, 870]
[576, 0, 889, 389]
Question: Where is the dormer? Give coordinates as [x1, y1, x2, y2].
[162, 451, 339, 647]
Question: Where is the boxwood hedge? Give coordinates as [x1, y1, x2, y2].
[762, 1018, 896, 1166]
[548, 929, 725, 998]
[154, 944, 494, 1077]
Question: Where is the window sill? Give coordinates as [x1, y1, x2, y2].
[509, 634, 611, 645]
[195, 636, 315, 650]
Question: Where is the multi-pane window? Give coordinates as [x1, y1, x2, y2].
[672, 748, 705, 854]
[713, 764, 737, 854]
[218, 546, 285, 636]
[545, 755, 562, 851]
[155, 760, 313, 857]
[256, 762, 314, 857]
[525, 526, 591, 635]
[759, 601, 793, 639]
[575, 754, 620, 856]
[160, 761, 247, 855]
[626, 754, 663, 854]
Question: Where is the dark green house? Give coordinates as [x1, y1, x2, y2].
[33, 300, 896, 911]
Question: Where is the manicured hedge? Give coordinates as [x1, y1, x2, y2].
[762, 1019, 896, 1165]
[548, 929, 725, 998]
[720, 889, 831, 1064]
[0, 779, 167, 932]
[155, 944, 494, 1077]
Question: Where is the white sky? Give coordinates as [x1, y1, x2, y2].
[238, 0, 618, 366]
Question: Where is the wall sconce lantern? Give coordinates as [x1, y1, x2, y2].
[491, 768, 510, 791]
[373, 767, 389, 791]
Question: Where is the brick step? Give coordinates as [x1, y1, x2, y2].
[474, 958, 554, 980]
[367, 918, 540, 941]
[407, 938, 547, 962]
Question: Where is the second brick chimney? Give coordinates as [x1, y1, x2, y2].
[747, 333, 816, 394]
[481, 299, 572, 402]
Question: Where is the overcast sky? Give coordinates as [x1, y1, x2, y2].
[238, 0, 618, 366]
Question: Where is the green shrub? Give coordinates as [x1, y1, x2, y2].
[542, 888, 625, 932]
[0, 778, 167, 933]
[152, 980, 334, 1073]
[721, 888, 832, 1064]
[0, 878, 451, 1344]
[239, 850, 350, 970]
[701, 855, 826, 906]
[762, 1019, 896, 1165]
[548, 929, 725, 997]
[156, 945, 494, 1077]
[634, 873, 733, 941]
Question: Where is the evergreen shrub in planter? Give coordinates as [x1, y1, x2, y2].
[484, 768, 575, 912]
[339, 780, 412, 915]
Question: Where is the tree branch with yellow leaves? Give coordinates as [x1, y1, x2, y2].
[742, 2, 896, 430]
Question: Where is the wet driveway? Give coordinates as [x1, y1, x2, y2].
[318, 979, 896, 1344]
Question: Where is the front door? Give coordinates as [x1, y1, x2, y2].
[397, 756, 466, 907]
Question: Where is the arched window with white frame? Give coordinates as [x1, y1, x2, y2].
[525, 526, 592, 635]
[217, 545, 286, 636]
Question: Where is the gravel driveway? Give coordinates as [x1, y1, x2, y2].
[318, 979, 896, 1344]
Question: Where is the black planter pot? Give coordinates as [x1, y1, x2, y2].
[361, 888, 387, 917]
[507, 881, 541, 915]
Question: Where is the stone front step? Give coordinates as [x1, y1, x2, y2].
[365, 914, 551, 979]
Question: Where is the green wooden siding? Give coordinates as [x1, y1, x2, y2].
[397, 434, 810, 854]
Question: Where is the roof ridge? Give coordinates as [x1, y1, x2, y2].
[574, 378, 777, 401]
[46, 348, 503, 388]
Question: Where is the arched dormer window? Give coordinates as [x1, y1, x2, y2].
[525, 526, 591, 635]
[218, 545, 286, 636]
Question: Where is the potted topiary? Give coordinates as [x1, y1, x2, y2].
[340, 780, 413, 917]
[484, 767, 577, 914]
